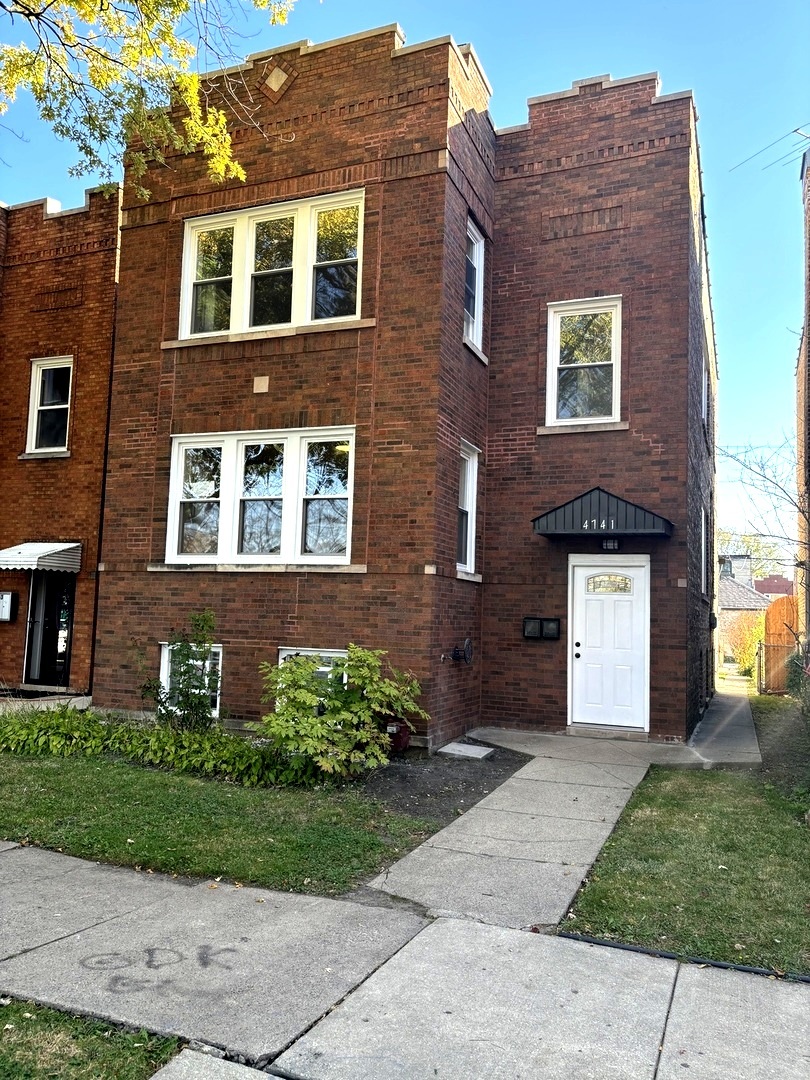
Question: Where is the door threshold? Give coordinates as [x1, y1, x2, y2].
[569, 724, 648, 741]
[18, 684, 78, 695]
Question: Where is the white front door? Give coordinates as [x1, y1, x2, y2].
[568, 555, 649, 730]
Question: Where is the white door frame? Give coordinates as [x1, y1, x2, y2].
[567, 553, 650, 732]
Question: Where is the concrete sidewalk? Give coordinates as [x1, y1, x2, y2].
[2, 687, 806, 1079]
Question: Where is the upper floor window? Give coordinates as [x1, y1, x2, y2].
[27, 356, 73, 452]
[545, 297, 622, 426]
[166, 427, 354, 565]
[701, 506, 709, 597]
[457, 440, 479, 574]
[463, 219, 485, 349]
[180, 192, 363, 338]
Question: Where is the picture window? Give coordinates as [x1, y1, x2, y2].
[181, 192, 363, 338]
[166, 427, 354, 565]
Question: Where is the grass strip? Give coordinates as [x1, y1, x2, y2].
[0, 998, 178, 1079]
[0, 754, 433, 894]
[566, 766, 810, 975]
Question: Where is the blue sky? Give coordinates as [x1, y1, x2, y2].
[2, 0, 808, 537]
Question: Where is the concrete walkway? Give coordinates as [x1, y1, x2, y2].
[2, 688, 807, 1079]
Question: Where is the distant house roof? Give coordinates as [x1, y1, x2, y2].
[718, 577, 771, 611]
[753, 575, 794, 596]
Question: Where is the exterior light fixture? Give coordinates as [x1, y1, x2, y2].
[602, 538, 620, 551]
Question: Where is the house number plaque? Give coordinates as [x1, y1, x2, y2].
[580, 519, 616, 531]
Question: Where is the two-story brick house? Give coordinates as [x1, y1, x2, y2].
[0, 191, 120, 694]
[796, 151, 809, 643]
[5, 24, 716, 743]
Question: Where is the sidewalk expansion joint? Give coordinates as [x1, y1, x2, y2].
[258, 919, 434, 1071]
[427, 839, 589, 870]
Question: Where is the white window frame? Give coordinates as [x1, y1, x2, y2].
[701, 506, 708, 597]
[463, 218, 485, 350]
[278, 647, 348, 679]
[165, 426, 355, 566]
[457, 440, 479, 574]
[179, 191, 364, 339]
[545, 296, 622, 427]
[159, 642, 222, 718]
[27, 356, 73, 452]
[701, 330, 709, 424]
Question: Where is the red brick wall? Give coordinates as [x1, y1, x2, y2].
[0, 191, 120, 690]
[93, 29, 497, 741]
[89, 32, 714, 744]
[481, 77, 711, 740]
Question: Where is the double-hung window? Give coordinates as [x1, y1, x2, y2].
[181, 192, 363, 338]
[463, 219, 485, 349]
[546, 297, 622, 426]
[27, 356, 73, 452]
[457, 441, 479, 574]
[167, 427, 354, 565]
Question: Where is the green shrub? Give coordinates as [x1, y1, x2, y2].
[0, 703, 106, 757]
[107, 725, 283, 786]
[0, 706, 285, 787]
[258, 644, 430, 781]
[141, 609, 220, 733]
[727, 610, 765, 677]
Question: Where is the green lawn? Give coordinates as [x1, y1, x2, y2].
[0, 754, 432, 894]
[565, 765, 810, 974]
[0, 999, 178, 1079]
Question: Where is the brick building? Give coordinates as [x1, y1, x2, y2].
[4, 24, 717, 742]
[0, 191, 120, 693]
[797, 151, 809, 643]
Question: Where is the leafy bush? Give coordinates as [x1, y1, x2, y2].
[727, 611, 765, 677]
[258, 644, 430, 781]
[141, 609, 220, 732]
[0, 706, 285, 787]
[786, 651, 810, 720]
[106, 725, 282, 786]
[0, 703, 107, 757]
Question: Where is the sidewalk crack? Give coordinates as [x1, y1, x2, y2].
[652, 962, 681, 1080]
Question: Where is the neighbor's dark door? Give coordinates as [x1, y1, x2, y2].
[25, 571, 75, 686]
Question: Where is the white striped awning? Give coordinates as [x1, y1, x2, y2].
[0, 542, 82, 572]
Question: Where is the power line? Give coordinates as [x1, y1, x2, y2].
[730, 125, 810, 172]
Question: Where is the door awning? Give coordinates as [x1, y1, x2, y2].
[0, 542, 82, 572]
[533, 487, 674, 538]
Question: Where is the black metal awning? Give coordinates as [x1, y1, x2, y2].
[532, 487, 674, 538]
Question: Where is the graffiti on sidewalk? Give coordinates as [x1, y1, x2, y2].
[80, 945, 239, 994]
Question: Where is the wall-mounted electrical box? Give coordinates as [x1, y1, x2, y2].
[523, 617, 560, 640]
[0, 592, 18, 623]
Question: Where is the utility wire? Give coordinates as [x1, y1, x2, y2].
[763, 137, 810, 170]
[730, 125, 810, 172]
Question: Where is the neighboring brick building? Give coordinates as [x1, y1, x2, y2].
[797, 151, 809, 643]
[4, 24, 717, 742]
[0, 191, 120, 693]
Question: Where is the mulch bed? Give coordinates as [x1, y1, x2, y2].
[360, 742, 530, 827]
